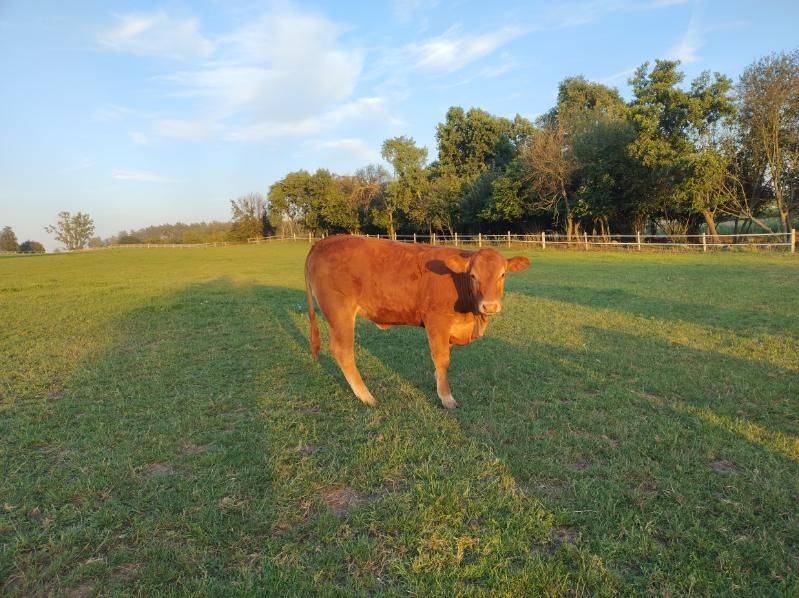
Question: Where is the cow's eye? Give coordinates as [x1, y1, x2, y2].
[500, 272, 505, 278]
[470, 273, 477, 280]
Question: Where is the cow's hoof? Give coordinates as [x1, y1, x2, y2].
[359, 395, 378, 407]
[441, 397, 458, 410]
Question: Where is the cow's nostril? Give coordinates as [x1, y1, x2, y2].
[480, 302, 501, 314]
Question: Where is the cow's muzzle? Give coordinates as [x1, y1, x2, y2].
[479, 301, 502, 315]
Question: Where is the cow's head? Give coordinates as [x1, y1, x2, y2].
[444, 249, 530, 315]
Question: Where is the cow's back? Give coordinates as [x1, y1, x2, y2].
[306, 235, 433, 326]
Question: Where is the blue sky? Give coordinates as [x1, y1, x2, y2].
[1, 0, 797, 249]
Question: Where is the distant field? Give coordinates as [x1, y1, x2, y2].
[1, 244, 798, 595]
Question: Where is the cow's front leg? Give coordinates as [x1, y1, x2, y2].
[426, 324, 457, 409]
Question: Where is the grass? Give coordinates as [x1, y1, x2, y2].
[1, 243, 798, 595]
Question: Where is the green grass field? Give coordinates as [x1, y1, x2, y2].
[2, 244, 798, 595]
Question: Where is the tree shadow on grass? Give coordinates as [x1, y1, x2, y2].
[353, 306, 799, 595]
[514, 278, 799, 340]
[266, 278, 799, 594]
[4, 276, 795, 595]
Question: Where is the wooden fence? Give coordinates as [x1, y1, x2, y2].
[249, 229, 797, 253]
[7, 230, 795, 254]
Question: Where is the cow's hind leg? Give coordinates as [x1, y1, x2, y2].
[319, 296, 377, 407]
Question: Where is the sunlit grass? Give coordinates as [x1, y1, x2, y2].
[1, 244, 797, 594]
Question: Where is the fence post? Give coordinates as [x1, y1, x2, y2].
[308, 232, 312, 243]
[293, 232, 296, 241]
[454, 232, 458, 246]
[584, 232, 589, 250]
[541, 231, 546, 250]
[413, 233, 416, 244]
[507, 231, 511, 247]
[702, 232, 707, 253]
[636, 231, 641, 251]
[432, 232, 436, 246]
[792, 229, 796, 254]
[478, 232, 482, 248]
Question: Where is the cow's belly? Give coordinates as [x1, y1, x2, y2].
[359, 305, 422, 329]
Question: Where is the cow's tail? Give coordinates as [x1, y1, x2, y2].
[305, 254, 321, 360]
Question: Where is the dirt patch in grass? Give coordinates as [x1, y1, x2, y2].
[141, 463, 174, 478]
[113, 562, 140, 584]
[322, 486, 369, 516]
[532, 526, 581, 556]
[709, 459, 740, 475]
[179, 441, 213, 456]
[66, 582, 95, 598]
[572, 457, 593, 471]
[298, 443, 321, 455]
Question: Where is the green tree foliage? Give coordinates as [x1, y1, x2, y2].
[0, 226, 19, 252]
[254, 50, 794, 239]
[436, 107, 532, 179]
[355, 164, 390, 230]
[267, 170, 313, 236]
[381, 136, 428, 237]
[518, 123, 578, 239]
[628, 60, 735, 238]
[737, 50, 799, 232]
[229, 193, 269, 241]
[19, 240, 45, 253]
[107, 222, 230, 245]
[44, 211, 95, 250]
[434, 108, 534, 229]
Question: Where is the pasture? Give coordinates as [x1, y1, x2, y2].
[1, 243, 798, 595]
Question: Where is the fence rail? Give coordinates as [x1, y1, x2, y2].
[9, 229, 795, 254]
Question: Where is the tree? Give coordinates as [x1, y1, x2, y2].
[354, 164, 390, 231]
[267, 170, 313, 236]
[0, 226, 19, 252]
[628, 60, 735, 240]
[519, 123, 578, 239]
[229, 193, 268, 241]
[548, 76, 628, 129]
[19, 240, 45, 253]
[542, 76, 638, 236]
[307, 169, 356, 233]
[380, 136, 428, 237]
[737, 50, 799, 233]
[436, 107, 532, 180]
[44, 212, 95, 250]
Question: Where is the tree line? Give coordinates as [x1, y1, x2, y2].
[262, 51, 799, 243]
[16, 50, 798, 253]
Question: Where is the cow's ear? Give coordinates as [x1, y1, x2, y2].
[444, 253, 470, 273]
[507, 256, 530, 273]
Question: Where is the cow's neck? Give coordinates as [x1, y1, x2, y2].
[471, 314, 488, 340]
[452, 273, 480, 315]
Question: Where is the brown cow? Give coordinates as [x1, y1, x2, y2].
[304, 235, 530, 408]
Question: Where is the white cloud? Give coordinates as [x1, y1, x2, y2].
[152, 119, 222, 141]
[98, 11, 213, 60]
[392, 0, 440, 25]
[129, 131, 149, 144]
[667, 16, 703, 64]
[544, 0, 690, 28]
[405, 26, 526, 73]
[225, 96, 398, 143]
[98, 6, 375, 144]
[165, 10, 363, 122]
[309, 138, 381, 163]
[600, 66, 637, 85]
[112, 169, 174, 183]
